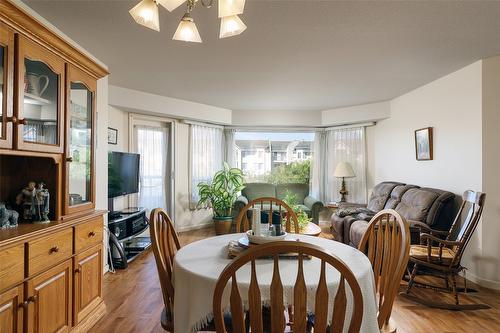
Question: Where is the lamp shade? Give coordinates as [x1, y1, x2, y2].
[129, 0, 160, 32]
[219, 15, 247, 38]
[334, 162, 355, 178]
[157, 0, 185, 12]
[218, 0, 246, 18]
[172, 14, 202, 43]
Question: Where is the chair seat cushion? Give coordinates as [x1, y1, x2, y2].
[410, 245, 456, 265]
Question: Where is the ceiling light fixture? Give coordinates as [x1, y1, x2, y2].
[129, 0, 160, 32]
[129, 0, 247, 43]
[219, 15, 246, 38]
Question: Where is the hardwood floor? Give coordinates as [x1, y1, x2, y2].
[90, 226, 500, 333]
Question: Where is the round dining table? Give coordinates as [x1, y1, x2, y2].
[173, 233, 379, 333]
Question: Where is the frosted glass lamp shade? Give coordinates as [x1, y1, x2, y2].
[157, 0, 185, 12]
[129, 0, 160, 32]
[219, 15, 247, 38]
[334, 162, 356, 178]
[173, 15, 202, 43]
[218, 0, 245, 18]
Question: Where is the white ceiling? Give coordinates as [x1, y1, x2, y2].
[25, 0, 500, 112]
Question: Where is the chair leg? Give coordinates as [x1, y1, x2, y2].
[451, 274, 459, 305]
[406, 264, 418, 294]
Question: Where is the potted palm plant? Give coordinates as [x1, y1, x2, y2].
[197, 162, 245, 235]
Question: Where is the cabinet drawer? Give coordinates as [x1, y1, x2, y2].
[28, 229, 73, 277]
[75, 217, 103, 253]
[0, 244, 24, 291]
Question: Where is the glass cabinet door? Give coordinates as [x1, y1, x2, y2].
[0, 23, 14, 149]
[17, 36, 64, 153]
[66, 65, 96, 214]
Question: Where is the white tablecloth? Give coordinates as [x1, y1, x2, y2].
[173, 234, 378, 333]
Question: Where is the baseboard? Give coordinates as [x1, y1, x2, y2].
[177, 221, 213, 232]
[464, 272, 500, 291]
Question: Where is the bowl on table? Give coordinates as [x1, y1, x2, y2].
[245, 230, 288, 245]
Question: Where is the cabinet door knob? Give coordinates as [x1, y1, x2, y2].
[27, 295, 37, 304]
[75, 268, 81, 274]
[88, 231, 96, 237]
[66, 156, 73, 162]
[17, 118, 27, 125]
[19, 300, 29, 309]
[49, 246, 59, 254]
[6, 116, 18, 124]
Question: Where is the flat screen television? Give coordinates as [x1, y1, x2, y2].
[108, 151, 140, 198]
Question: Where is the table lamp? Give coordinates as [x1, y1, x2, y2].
[334, 161, 356, 202]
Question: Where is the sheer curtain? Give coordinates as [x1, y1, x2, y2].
[223, 129, 236, 167]
[134, 125, 169, 211]
[325, 127, 367, 204]
[311, 130, 327, 201]
[190, 124, 223, 207]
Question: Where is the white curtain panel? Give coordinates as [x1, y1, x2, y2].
[134, 125, 169, 211]
[311, 130, 327, 201]
[223, 129, 237, 167]
[325, 127, 367, 204]
[189, 124, 223, 207]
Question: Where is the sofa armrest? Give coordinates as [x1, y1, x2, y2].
[338, 202, 367, 209]
[235, 196, 248, 206]
[304, 196, 324, 225]
[232, 196, 249, 221]
[304, 196, 322, 210]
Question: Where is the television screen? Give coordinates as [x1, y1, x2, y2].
[108, 152, 140, 198]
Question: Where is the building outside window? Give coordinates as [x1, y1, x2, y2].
[234, 132, 314, 184]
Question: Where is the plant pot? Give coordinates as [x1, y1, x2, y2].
[214, 216, 233, 235]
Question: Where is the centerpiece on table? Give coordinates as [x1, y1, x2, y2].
[197, 162, 245, 235]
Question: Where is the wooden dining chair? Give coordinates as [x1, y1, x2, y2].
[150, 208, 181, 332]
[235, 197, 299, 233]
[405, 191, 487, 310]
[357, 209, 410, 333]
[213, 241, 364, 333]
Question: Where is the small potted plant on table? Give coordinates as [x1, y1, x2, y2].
[197, 162, 245, 235]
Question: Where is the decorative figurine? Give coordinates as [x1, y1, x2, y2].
[32, 182, 50, 223]
[16, 181, 37, 221]
[0, 203, 19, 229]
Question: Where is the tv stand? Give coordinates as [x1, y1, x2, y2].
[108, 207, 151, 269]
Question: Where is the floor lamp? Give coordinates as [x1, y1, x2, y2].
[334, 162, 356, 202]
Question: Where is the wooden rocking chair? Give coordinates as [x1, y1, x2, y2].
[405, 190, 489, 310]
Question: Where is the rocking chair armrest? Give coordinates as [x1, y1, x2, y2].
[420, 233, 462, 247]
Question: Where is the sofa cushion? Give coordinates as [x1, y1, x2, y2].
[367, 182, 404, 212]
[395, 188, 439, 221]
[384, 184, 419, 209]
[349, 220, 370, 247]
[242, 183, 276, 201]
[276, 183, 309, 204]
[419, 188, 455, 228]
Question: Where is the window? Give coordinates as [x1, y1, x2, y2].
[190, 124, 223, 205]
[134, 125, 169, 211]
[235, 131, 314, 184]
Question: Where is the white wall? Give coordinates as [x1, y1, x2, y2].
[109, 85, 232, 125]
[366, 60, 489, 285]
[478, 56, 500, 289]
[95, 76, 109, 271]
[368, 62, 483, 193]
[232, 110, 322, 127]
[322, 101, 390, 126]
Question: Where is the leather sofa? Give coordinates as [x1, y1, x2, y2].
[232, 183, 324, 224]
[331, 181, 455, 247]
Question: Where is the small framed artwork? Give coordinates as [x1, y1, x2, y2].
[415, 127, 433, 160]
[108, 127, 118, 145]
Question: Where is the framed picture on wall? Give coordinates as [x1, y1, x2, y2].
[108, 127, 118, 145]
[415, 127, 433, 160]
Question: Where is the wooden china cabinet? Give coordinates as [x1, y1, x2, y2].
[0, 1, 108, 332]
